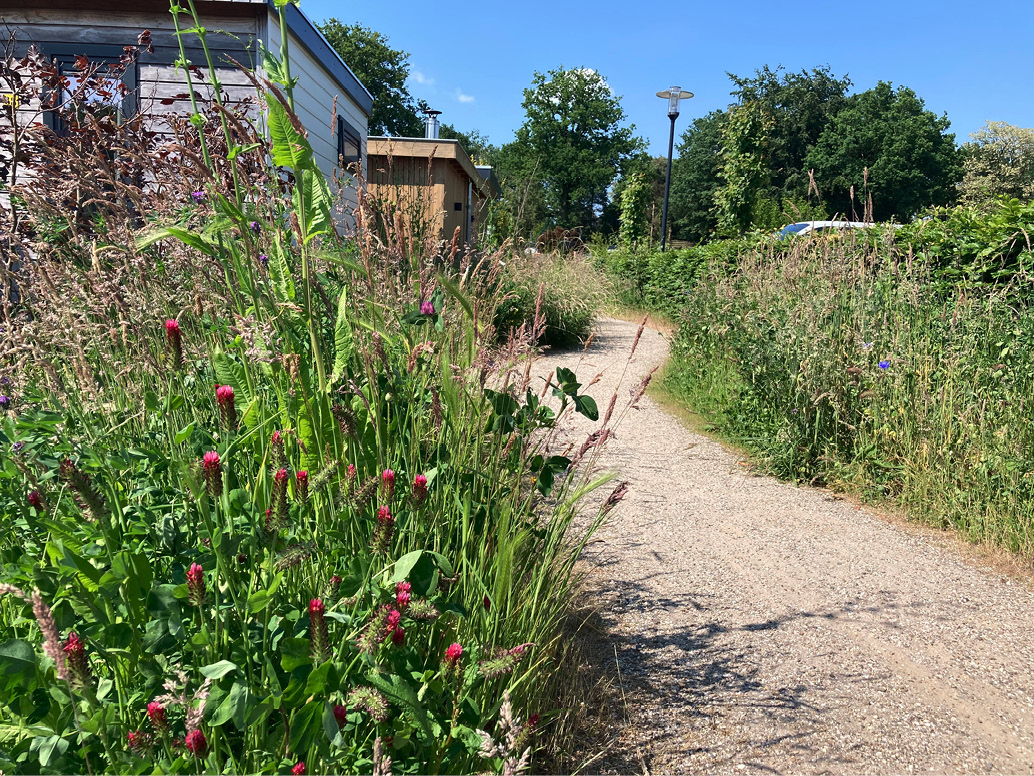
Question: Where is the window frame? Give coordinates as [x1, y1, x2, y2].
[42, 43, 138, 134]
[337, 115, 361, 171]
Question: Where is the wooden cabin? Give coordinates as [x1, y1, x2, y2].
[0, 0, 371, 210]
[366, 136, 496, 246]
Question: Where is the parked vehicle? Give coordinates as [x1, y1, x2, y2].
[778, 220, 872, 239]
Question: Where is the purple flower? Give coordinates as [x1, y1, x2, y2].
[0, 395, 11, 410]
[258, 253, 268, 267]
[249, 220, 261, 233]
[420, 300, 436, 316]
[0, 376, 10, 386]
[878, 360, 890, 370]
[190, 190, 205, 203]
[11, 441, 24, 454]
[862, 341, 874, 350]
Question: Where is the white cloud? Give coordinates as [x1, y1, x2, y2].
[455, 89, 475, 103]
[412, 70, 434, 86]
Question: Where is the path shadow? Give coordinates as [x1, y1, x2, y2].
[569, 570, 943, 774]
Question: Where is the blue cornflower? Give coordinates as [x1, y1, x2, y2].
[878, 360, 890, 370]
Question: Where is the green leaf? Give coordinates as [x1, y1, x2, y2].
[0, 640, 36, 678]
[281, 637, 312, 672]
[213, 349, 253, 404]
[174, 422, 195, 444]
[35, 734, 68, 768]
[366, 673, 432, 739]
[289, 699, 324, 753]
[200, 660, 239, 680]
[574, 394, 599, 421]
[266, 94, 312, 170]
[330, 290, 354, 384]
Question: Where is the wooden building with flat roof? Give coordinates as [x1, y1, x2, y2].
[366, 136, 495, 246]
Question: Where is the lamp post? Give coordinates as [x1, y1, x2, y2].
[656, 86, 693, 251]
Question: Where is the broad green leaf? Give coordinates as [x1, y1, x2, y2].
[266, 94, 312, 170]
[0, 640, 36, 678]
[200, 660, 239, 680]
[330, 289, 354, 384]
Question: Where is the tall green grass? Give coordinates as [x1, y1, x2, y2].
[666, 236, 1034, 557]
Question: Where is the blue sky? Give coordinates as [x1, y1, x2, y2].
[303, 0, 1034, 157]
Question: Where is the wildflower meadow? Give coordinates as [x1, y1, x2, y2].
[0, 6, 623, 774]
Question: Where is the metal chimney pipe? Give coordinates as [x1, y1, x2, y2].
[422, 109, 441, 139]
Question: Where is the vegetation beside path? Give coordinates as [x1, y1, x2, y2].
[593, 197, 1034, 560]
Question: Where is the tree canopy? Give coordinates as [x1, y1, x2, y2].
[805, 81, 962, 221]
[960, 121, 1034, 205]
[318, 20, 424, 136]
[508, 67, 642, 230]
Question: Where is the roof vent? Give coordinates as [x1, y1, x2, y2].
[422, 108, 441, 140]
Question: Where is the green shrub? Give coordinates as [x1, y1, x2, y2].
[494, 252, 610, 347]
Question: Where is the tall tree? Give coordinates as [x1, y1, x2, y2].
[729, 65, 852, 200]
[806, 81, 962, 220]
[511, 67, 642, 230]
[960, 121, 1034, 204]
[668, 110, 727, 242]
[318, 20, 424, 136]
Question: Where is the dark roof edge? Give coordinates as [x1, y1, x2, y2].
[268, 0, 373, 118]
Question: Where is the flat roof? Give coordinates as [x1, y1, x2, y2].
[368, 137, 493, 198]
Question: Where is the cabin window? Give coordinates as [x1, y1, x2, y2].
[42, 44, 138, 134]
[337, 116, 361, 170]
[454, 202, 463, 211]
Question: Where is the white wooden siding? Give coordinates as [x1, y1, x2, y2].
[264, 8, 366, 217]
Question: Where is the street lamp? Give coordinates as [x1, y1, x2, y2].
[656, 86, 693, 251]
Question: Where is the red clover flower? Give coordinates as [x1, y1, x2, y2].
[309, 598, 330, 663]
[28, 490, 44, 510]
[420, 300, 435, 315]
[59, 458, 107, 522]
[270, 430, 285, 467]
[186, 563, 206, 607]
[333, 703, 348, 727]
[395, 581, 411, 609]
[216, 384, 236, 429]
[296, 470, 309, 504]
[127, 730, 152, 755]
[381, 469, 395, 500]
[272, 468, 290, 526]
[184, 729, 207, 757]
[391, 625, 405, 646]
[164, 319, 183, 370]
[147, 701, 168, 732]
[63, 631, 92, 688]
[201, 451, 222, 497]
[412, 473, 428, 504]
[372, 505, 394, 554]
[292, 762, 306, 775]
[444, 642, 463, 669]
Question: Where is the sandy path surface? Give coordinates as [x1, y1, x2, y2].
[539, 317, 1034, 775]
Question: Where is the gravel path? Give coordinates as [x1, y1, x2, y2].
[539, 317, 1034, 775]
